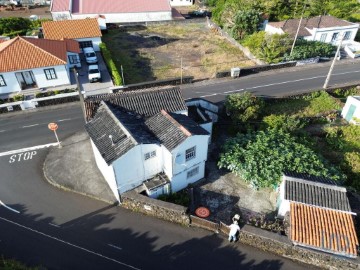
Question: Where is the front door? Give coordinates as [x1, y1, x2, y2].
[15, 71, 36, 89]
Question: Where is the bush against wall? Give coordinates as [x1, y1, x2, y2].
[218, 129, 344, 189]
[99, 43, 122, 86]
[284, 40, 335, 61]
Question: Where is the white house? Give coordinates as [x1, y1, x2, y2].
[169, 0, 193, 7]
[42, 19, 102, 51]
[341, 96, 360, 124]
[277, 172, 358, 258]
[265, 15, 359, 46]
[84, 88, 210, 200]
[0, 37, 80, 95]
[50, 0, 173, 24]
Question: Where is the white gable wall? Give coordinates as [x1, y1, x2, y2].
[341, 96, 360, 124]
[171, 161, 205, 192]
[162, 145, 173, 179]
[90, 139, 119, 201]
[0, 71, 21, 94]
[71, 11, 172, 24]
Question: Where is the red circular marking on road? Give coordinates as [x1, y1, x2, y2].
[48, 122, 58, 131]
[195, 207, 210, 218]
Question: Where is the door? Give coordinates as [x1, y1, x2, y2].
[23, 71, 35, 85]
[345, 104, 357, 122]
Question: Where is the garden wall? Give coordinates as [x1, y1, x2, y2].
[120, 191, 190, 226]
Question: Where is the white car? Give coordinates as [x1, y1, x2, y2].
[83, 47, 98, 64]
[88, 65, 102, 83]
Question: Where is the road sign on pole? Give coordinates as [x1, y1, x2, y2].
[48, 123, 61, 148]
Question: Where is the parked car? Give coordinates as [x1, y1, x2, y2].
[188, 9, 211, 18]
[83, 47, 97, 64]
[88, 64, 102, 83]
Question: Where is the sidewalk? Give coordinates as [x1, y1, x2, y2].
[43, 131, 117, 204]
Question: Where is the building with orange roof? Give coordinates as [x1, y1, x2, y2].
[42, 18, 102, 51]
[0, 36, 80, 95]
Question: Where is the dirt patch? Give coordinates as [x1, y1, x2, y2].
[0, 5, 51, 19]
[102, 22, 255, 84]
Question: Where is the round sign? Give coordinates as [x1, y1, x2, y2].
[48, 122, 58, 131]
[195, 207, 210, 218]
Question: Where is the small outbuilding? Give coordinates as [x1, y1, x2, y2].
[341, 96, 360, 124]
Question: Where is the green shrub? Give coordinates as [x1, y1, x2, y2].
[284, 40, 335, 61]
[331, 87, 360, 98]
[54, 90, 61, 95]
[12, 94, 24, 101]
[263, 114, 306, 132]
[342, 152, 360, 191]
[158, 191, 190, 207]
[99, 43, 122, 86]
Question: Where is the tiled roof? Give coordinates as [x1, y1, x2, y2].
[42, 19, 102, 40]
[85, 101, 158, 165]
[145, 110, 208, 151]
[64, 39, 81, 53]
[72, 0, 171, 15]
[51, 0, 71, 12]
[84, 87, 188, 121]
[0, 37, 67, 73]
[268, 15, 357, 37]
[284, 175, 351, 212]
[284, 171, 339, 185]
[290, 202, 358, 258]
[143, 172, 170, 191]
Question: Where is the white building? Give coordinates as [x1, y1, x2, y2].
[265, 15, 359, 46]
[341, 96, 360, 124]
[42, 18, 102, 51]
[50, 0, 173, 24]
[169, 0, 193, 7]
[0, 37, 80, 95]
[84, 88, 211, 200]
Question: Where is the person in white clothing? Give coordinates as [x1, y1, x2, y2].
[228, 221, 240, 242]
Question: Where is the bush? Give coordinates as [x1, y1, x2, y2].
[284, 40, 336, 61]
[158, 191, 190, 207]
[342, 152, 360, 190]
[99, 43, 122, 86]
[0, 17, 32, 37]
[12, 94, 24, 101]
[262, 114, 306, 132]
[331, 87, 360, 98]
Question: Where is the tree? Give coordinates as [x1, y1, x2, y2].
[218, 129, 344, 189]
[0, 17, 32, 37]
[225, 92, 264, 123]
[230, 9, 262, 40]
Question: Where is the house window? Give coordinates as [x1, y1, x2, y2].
[185, 146, 196, 162]
[344, 31, 352, 40]
[144, 150, 156, 160]
[79, 41, 93, 49]
[44, 68, 57, 80]
[187, 166, 199, 179]
[68, 55, 79, 64]
[331, 32, 339, 42]
[0, 75, 6, 87]
[320, 33, 327, 42]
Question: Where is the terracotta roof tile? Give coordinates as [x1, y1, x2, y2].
[64, 39, 81, 53]
[42, 19, 102, 40]
[72, 0, 171, 14]
[0, 37, 67, 73]
[290, 202, 358, 257]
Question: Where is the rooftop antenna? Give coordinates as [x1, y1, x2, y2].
[109, 135, 115, 146]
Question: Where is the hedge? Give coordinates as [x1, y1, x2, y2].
[99, 43, 122, 86]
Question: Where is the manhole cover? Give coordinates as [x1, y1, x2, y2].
[195, 207, 210, 218]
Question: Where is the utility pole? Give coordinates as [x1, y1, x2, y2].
[120, 65, 125, 86]
[323, 34, 344, 89]
[73, 68, 87, 122]
[290, 1, 307, 56]
[180, 57, 183, 84]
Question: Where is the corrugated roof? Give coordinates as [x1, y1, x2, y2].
[51, 0, 71, 12]
[290, 202, 358, 258]
[84, 87, 188, 121]
[0, 37, 67, 73]
[42, 19, 102, 40]
[72, 0, 171, 14]
[268, 15, 357, 37]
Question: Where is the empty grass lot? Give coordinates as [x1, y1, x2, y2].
[101, 22, 255, 84]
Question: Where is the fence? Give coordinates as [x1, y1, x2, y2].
[189, 215, 220, 232]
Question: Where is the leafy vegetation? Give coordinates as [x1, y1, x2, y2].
[1, 256, 42, 270]
[0, 17, 32, 37]
[262, 114, 307, 133]
[218, 129, 344, 189]
[99, 43, 123, 86]
[284, 40, 335, 61]
[230, 9, 263, 40]
[158, 190, 190, 207]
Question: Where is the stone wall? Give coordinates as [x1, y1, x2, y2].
[120, 191, 190, 226]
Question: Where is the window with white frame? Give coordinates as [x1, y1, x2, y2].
[144, 150, 156, 160]
[344, 31, 352, 40]
[187, 166, 199, 179]
[0, 75, 6, 87]
[331, 32, 339, 42]
[320, 33, 327, 42]
[185, 146, 196, 161]
[68, 55, 79, 64]
[44, 68, 57, 80]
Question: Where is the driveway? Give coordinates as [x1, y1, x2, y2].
[70, 52, 114, 96]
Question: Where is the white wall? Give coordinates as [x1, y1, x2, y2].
[171, 135, 209, 176]
[169, 0, 193, 6]
[76, 37, 102, 52]
[171, 161, 205, 192]
[113, 144, 162, 193]
[277, 179, 290, 218]
[0, 71, 21, 94]
[309, 25, 359, 45]
[51, 11, 72, 21]
[200, 122, 212, 143]
[71, 11, 172, 24]
[162, 145, 173, 179]
[341, 96, 360, 124]
[33, 65, 70, 88]
[90, 140, 119, 201]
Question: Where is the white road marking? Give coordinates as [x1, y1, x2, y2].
[58, 118, 72, 122]
[0, 200, 20, 214]
[0, 143, 58, 157]
[108, 244, 123, 250]
[0, 217, 141, 270]
[22, 124, 39, 128]
[49, 223, 60, 228]
[0, 130, 5, 133]
[200, 93, 218, 98]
